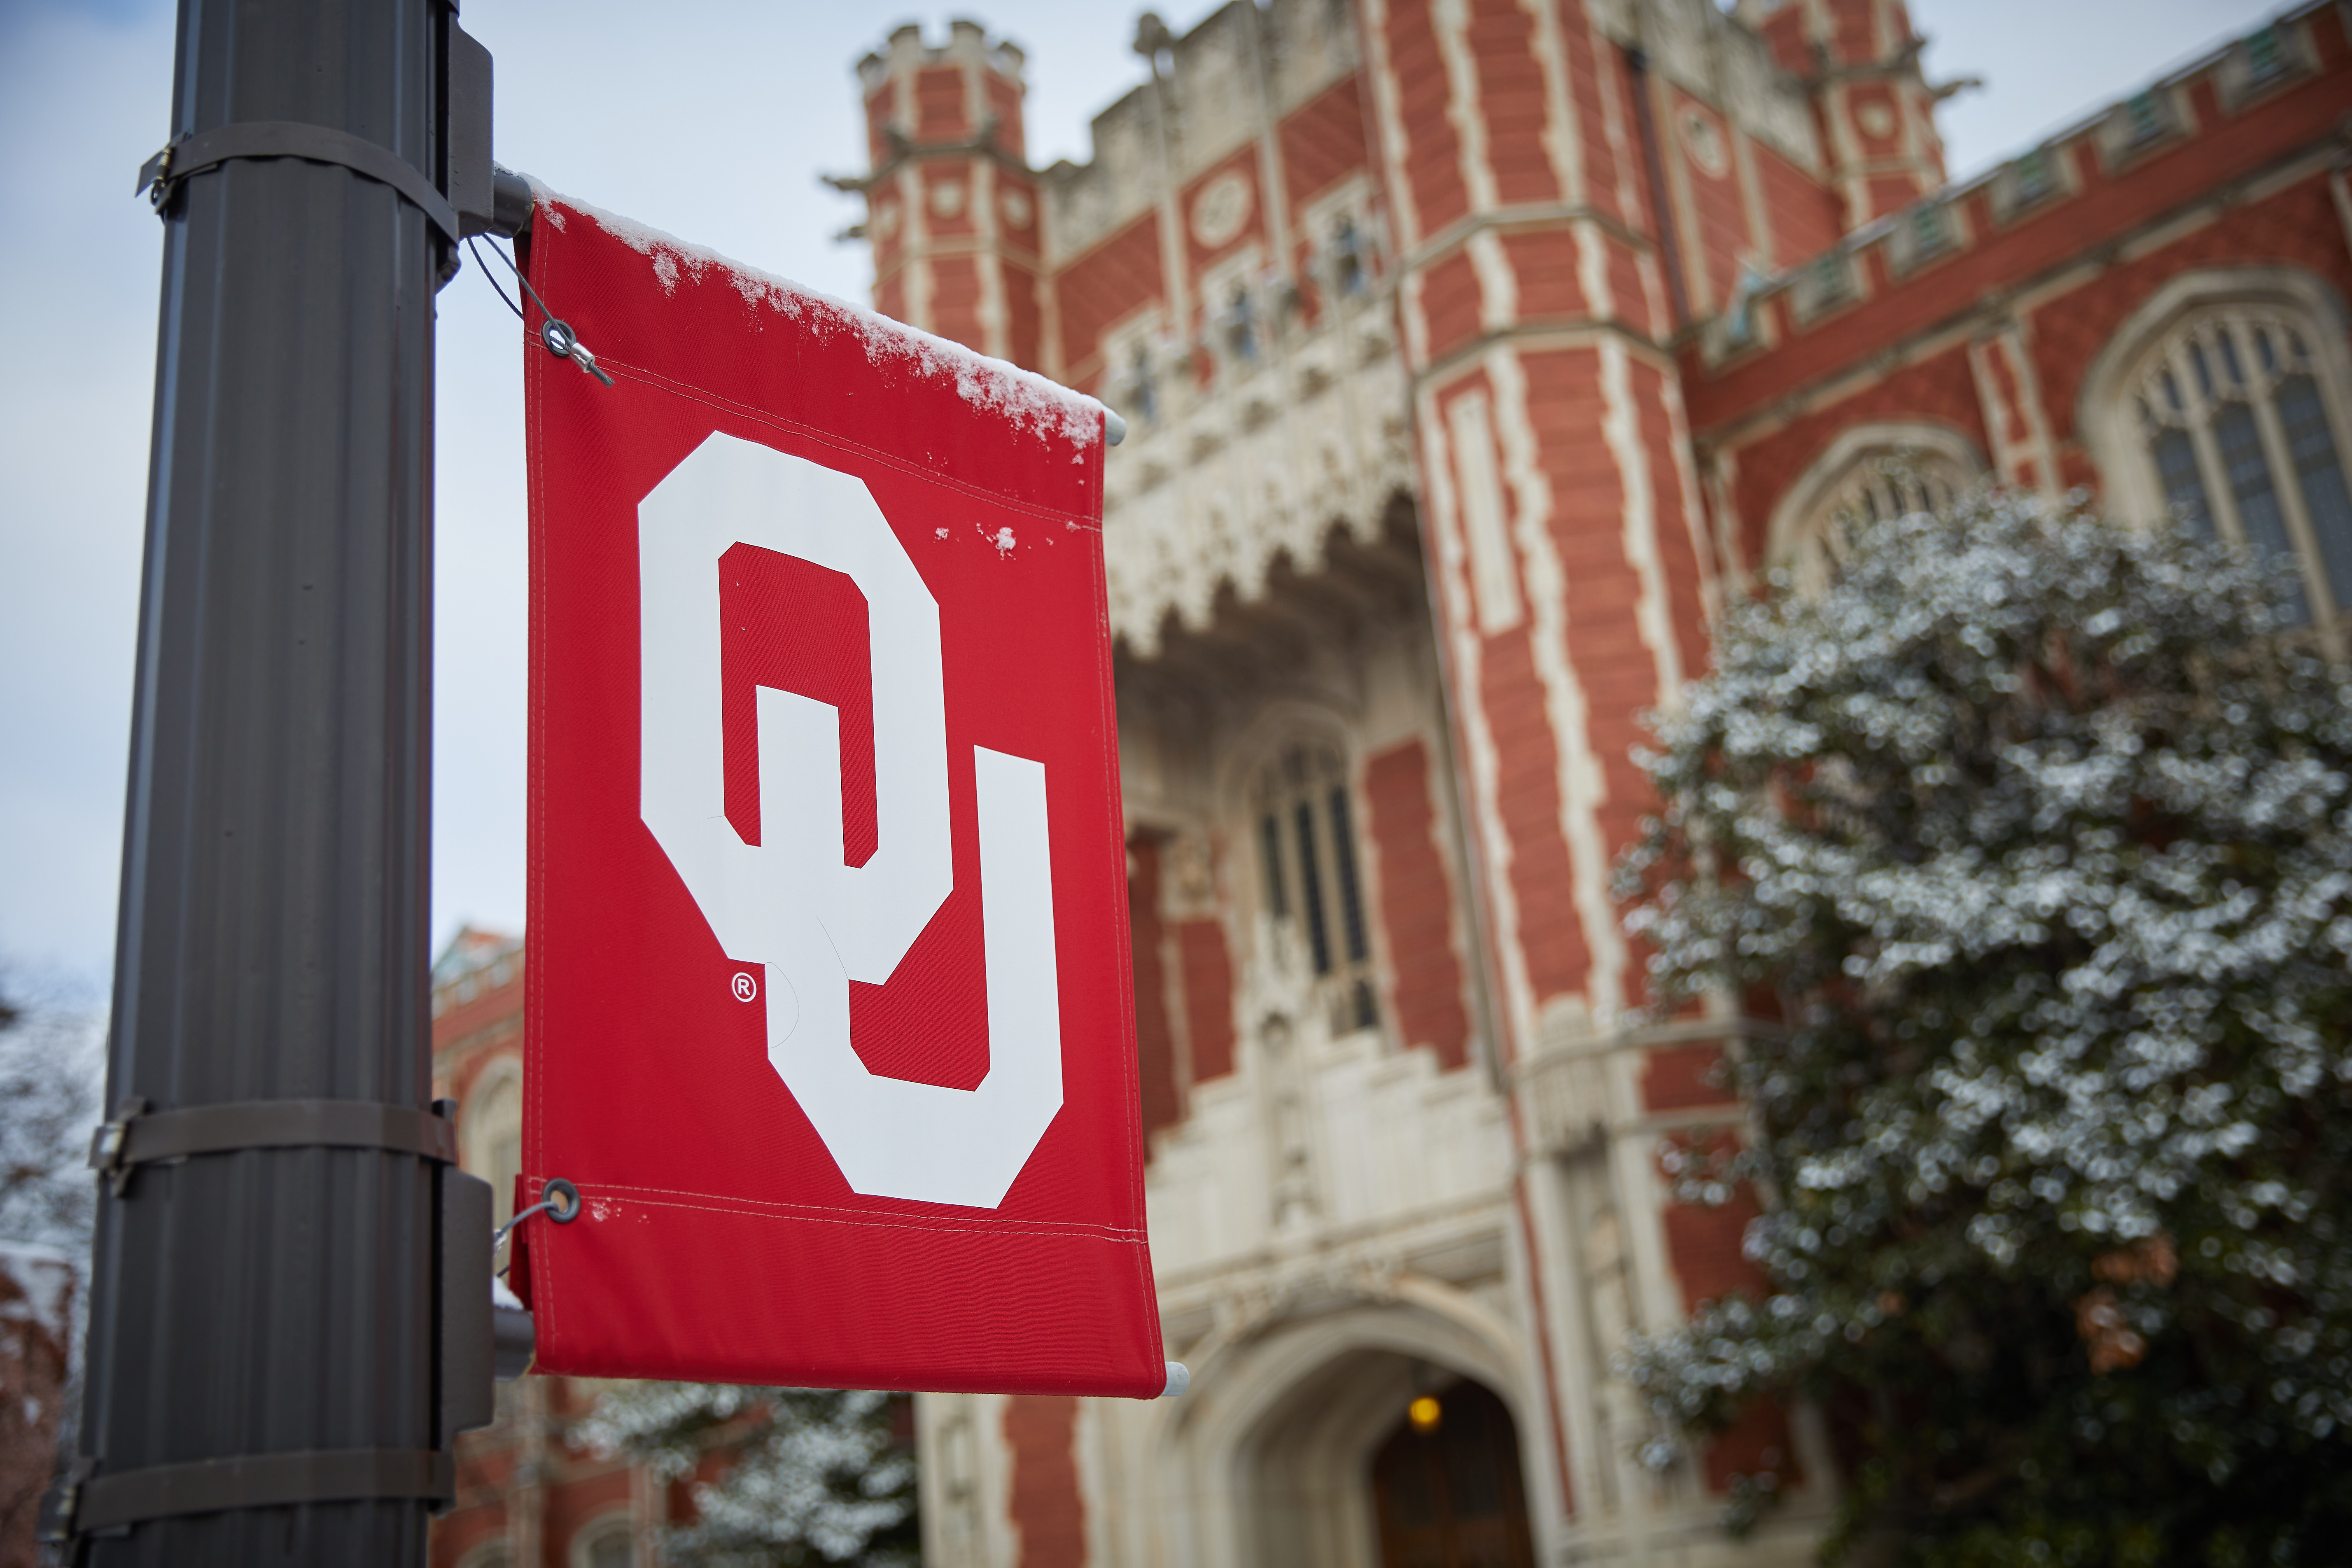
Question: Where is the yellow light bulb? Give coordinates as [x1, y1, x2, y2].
[1408, 1394, 1442, 1433]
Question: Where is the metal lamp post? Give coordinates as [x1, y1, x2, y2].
[59, 0, 504, 1560]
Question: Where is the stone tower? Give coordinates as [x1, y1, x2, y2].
[850, 20, 1045, 368]
[1742, 0, 1954, 226]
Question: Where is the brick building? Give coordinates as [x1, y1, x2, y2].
[834, 2, 2352, 1565]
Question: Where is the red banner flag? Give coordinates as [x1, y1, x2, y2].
[509, 191, 1169, 1398]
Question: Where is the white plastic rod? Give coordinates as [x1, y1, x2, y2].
[1160, 1362, 1190, 1398]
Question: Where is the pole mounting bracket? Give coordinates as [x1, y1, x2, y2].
[89, 1096, 460, 1197]
[41, 1447, 456, 1542]
[137, 121, 462, 244]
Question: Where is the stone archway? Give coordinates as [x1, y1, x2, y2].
[1156, 1293, 1542, 1568]
[1233, 1341, 1414, 1568]
[1232, 1349, 1537, 1568]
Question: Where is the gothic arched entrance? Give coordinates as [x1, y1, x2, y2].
[1370, 1378, 1535, 1568]
[1153, 1294, 1545, 1568]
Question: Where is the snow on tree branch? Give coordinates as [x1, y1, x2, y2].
[579, 1382, 917, 1566]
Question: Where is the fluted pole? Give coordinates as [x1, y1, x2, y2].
[78, 0, 446, 1560]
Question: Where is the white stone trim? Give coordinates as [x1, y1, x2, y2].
[1599, 336, 1687, 709]
[1416, 373, 1538, 1064]
[1446, 386, 1526, 632]
[1522, 0, 1589, 209]
[1489, 346, 1625, 1024]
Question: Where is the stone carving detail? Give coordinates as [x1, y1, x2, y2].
[1262, 1013, 1319, 1232]
[1580, 1192, 1660, 1516]
[1100, 309, 1413, 655]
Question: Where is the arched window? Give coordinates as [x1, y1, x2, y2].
[2083, 269, 2352, 637]
[1764, 424, 1985, 592]
[464, 1061, 524, 1230]
[1250, 737, 1379, 1038]
[2120, 305, 2352, 624]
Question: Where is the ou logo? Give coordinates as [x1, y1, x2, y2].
[638, 433, 1062, 1209]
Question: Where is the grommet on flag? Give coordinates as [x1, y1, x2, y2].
[493, 1176, 580, 1262]
[537, 318, 613, 386]
[136, 120, 460, 243]
[467, 231, 614, 387]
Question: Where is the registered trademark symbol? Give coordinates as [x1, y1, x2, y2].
[731, 971, 758, 1003]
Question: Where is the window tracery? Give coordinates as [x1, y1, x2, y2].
[1250, 737, 1378, 1039]
[2125, 304, 2352, 625]
[1768, 427, 1982, 593]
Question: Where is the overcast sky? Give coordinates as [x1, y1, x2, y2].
[0, 0, 2288, 997]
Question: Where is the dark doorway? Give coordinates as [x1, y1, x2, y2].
[1370, 1378, 1535, 1568]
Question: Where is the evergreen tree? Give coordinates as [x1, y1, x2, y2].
[583, 1382, 912, 1568]
[1617, 490, 2352, 1564]
[580, 1383, 917, 1566]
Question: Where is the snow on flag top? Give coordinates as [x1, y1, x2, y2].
[509, 189, 1172, 1398]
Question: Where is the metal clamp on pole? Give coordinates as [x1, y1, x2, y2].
[41, 1447, 455, 1542]
[89, 1096, 459, 1197]
[138, 121, 462, 243]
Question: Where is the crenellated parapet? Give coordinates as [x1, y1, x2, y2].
[1691, 4, 2347, 402]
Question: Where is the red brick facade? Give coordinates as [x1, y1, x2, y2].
[1002, 1397, 1087, 1568]
[1125, 838, 1184, 1139]
[1365, 738, 1472, 1069]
